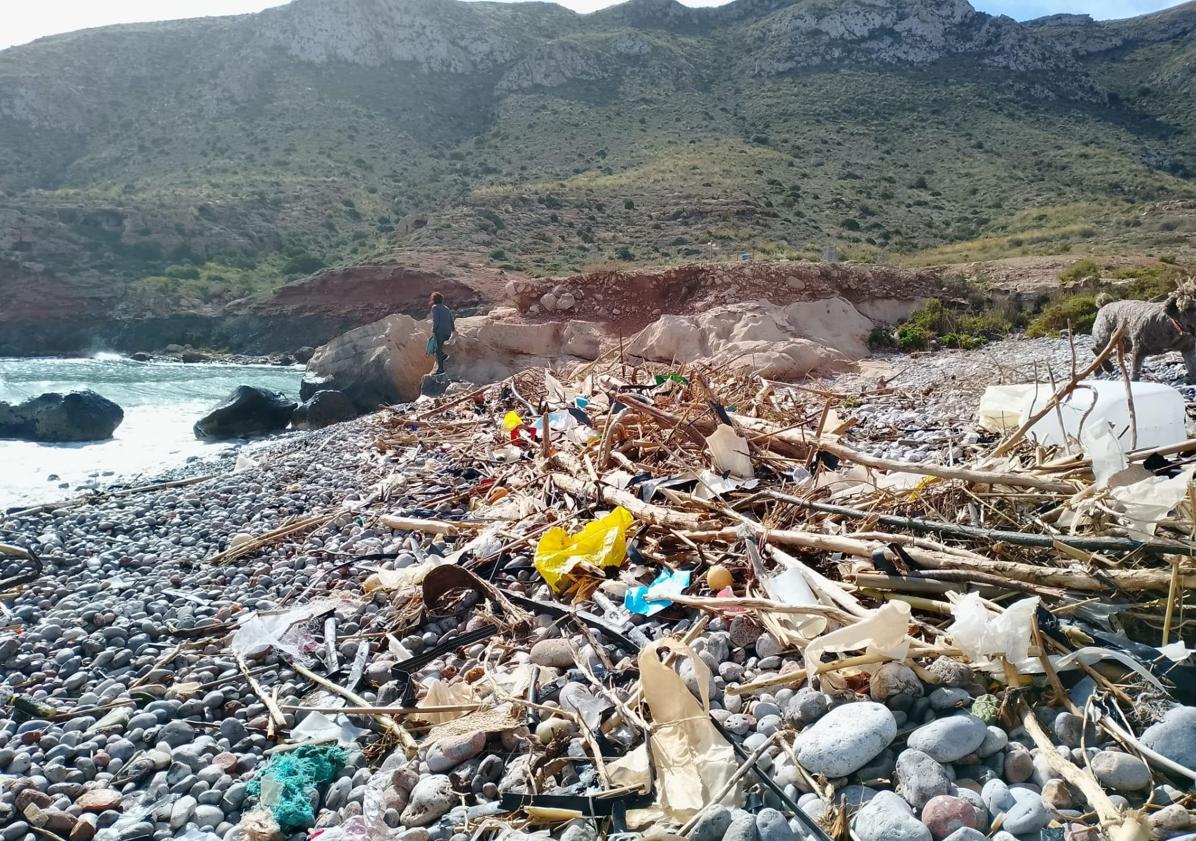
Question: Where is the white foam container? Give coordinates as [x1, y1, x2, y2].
[977, 385, 1038, 433]
[1018, 380, 1186, 451]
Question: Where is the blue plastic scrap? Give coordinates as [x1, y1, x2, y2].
[624, 568, 691, 616]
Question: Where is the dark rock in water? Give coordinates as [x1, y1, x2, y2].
[291, 390, 357, 430]
[180, 350, 211, 363]
[130, 352, 153, 362]
[193, 386, 295, 440]
[274, 354, 296, 366]
[300, 375, 333, 401]
[294, 346, 316, 364]
[0, 390, 124, 442]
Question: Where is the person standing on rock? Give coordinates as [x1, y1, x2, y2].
[429, 291, 455, 375]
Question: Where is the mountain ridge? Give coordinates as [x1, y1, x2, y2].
[0, 0, 1193, 334]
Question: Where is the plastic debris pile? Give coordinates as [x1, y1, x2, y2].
[240, 359, 1196, 841]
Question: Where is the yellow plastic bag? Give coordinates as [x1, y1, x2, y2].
[534, 507, 633, 592]
[502, 411, 524, 432]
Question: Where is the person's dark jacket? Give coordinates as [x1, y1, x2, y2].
[431, 303, 455, 342]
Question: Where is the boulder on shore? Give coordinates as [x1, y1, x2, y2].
[290, 390, 358, 430]
[305, 314, 432, 412]
[627, 297, 871, 381]
[0, 390, 124, 442]
[194, 386, 296, 440]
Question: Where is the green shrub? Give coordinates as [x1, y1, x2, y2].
[164, 264, 201, 280]
[958, 310, 1016, 338]
[896, 324, 929, 350]
[903, 299, 951, 335]
[1112, 262, 1182, 300]
[477, 209, 505, 230]
[1059, 259, 1100, 284]
[281, 254, 326, 275]
[1025, 295, 1099, 337]
[891, 297, 1014, 352]
[868, 326, 895, 349]
[940, 332, 987, 350]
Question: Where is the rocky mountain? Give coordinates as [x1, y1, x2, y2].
[0, 0, 1194, 351]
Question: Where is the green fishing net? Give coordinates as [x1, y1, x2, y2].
[246, 743, 346, 831]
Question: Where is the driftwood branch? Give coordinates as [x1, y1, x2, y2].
[764, 489, 1192, 554]
[727, 415, 1076, 493]
[549, 472, 706, 529]
[991, 324, 1125, 459]
[681, 525, 1196, 592]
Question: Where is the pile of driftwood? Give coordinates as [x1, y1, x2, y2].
[382, 357, 1196, 641]
[150, 349, 1196, 841]
[359, 355, 1196, 839]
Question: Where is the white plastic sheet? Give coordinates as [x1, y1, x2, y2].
[1159, 641, 1196, 663]
[419, 679, 483, 725]
[442, 522, 505, 565]
[545, 371, 568, 407]
[767, 567, 827, 639]
[803, 600, 911, 688]
[947, 593, 1038, 672]
[977, 384, 1037, 433]
[1081, 423, 1127, 488]
[96, 793, 176, 841]
[705, 424, 754, 479]
[693, 469, 758, 500]
[1046, 647, 1164, 690]
[363, 559, 445, 593]
[290, 711, 369, 746]
[1109, 465, 1196, 538]
[234, 452, 261, 472]
[230, 598, 340, 662]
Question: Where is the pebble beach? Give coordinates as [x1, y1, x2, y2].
[2, 336, 1195, 841]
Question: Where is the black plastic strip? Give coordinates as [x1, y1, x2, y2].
[712, 718, 834, 841]
[498, 790, 654, 816]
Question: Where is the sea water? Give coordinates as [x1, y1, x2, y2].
[0, 355, 304, 508]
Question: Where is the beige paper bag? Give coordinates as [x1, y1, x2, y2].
[636, 638, 742, 823]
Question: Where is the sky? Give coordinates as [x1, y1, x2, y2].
[1, 0, 1189, 50]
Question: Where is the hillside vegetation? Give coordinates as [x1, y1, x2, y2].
[0, 0, 1194, 313]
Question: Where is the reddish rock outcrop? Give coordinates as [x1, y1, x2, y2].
[0, 256, 940, 357]
[252, 265, 486, 321]
[506, 261, 942, 332]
